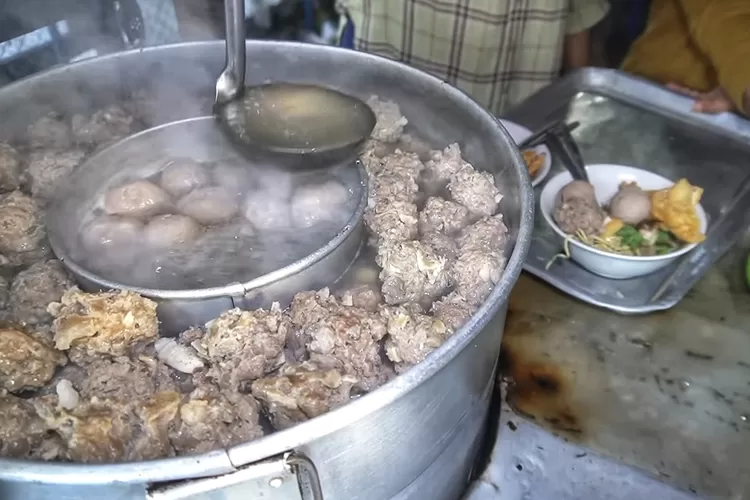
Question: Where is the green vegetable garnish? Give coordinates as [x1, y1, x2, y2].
[655, 230, 672, 245]
[616, 225, 644, 250]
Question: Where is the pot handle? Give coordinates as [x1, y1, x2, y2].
[146, 451, 323, 500]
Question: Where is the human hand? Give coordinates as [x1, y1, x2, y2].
[666, 83, 736, 114]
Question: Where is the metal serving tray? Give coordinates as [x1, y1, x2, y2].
[503, 69, 750, 314]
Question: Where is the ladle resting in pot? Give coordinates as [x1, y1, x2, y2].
[214, 0, 376, 170]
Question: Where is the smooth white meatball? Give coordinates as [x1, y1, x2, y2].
[80, 215, 143, 253]
[160, 158, 210, 197]
[104, 180, 172, 218]
[243, 192, 291, 231]
[291, 180, 350, 229]
[177, 187, 239, 225]
[144, 214, 201, 248]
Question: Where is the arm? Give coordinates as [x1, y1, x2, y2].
[676, 0, 750, 113]
[564, 0, 609, 69]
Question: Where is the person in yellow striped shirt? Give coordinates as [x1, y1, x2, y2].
[622, 0, 750, 115]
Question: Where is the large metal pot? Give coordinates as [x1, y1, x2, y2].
[0, 41, 534, 500]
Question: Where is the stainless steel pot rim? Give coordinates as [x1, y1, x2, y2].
[46, 116, 369, 301]
[0, 40, 534, 483]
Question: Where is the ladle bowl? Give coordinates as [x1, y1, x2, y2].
[214, 0, 376, 169]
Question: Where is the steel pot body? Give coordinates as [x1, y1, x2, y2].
[0, 41, 534, 500]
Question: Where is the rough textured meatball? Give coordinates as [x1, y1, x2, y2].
[286, 288, 339, 362]
[177, 187, 239, 225]
[199, 305, 288, 391]
[360, 138, 389, 174]
[451, 249, 506, 306]
[0, 328, 67, 392]
[0, 391, 59, 459]
[49, 289, 159, 362]
[382, 305, 450, 372]
[0, 143, 21, 192]
[376, 240, 451, 305]
[339, 284, 382, 312]
[10, 259, 74, 327]
[104, 180, 172, 219]
[169, 388, 263, 455]
[425, 143, 469, 184]
[300, 301, 388, 390]
[419, 197, 470, 235]
[560, 180, 596, 203]
[26, 149, 87, 201]
[159, 158, 210, 197]
[27, 115, 72, 149]
[144, 214, 201, 248]
[380, 149, 424, 180]
[76, 356, 178, 402]
[71, 106, 133, 146]
[291, 180, 350, 229]
[365, 199, 419, 243]
[457, 214, 509, 253]
[370, 169, 419, 205]
[131, 391, 183, 460]
[33, 396, 138, 463]
[553, 198, 606, 236]
[420, 231, 458, 260]
[367, 96, 408, 143]
[251, 361, 357, 430]
[431, 291, 476, 332]
[448, 165, 502, 217]
[0, 191, 47, 265]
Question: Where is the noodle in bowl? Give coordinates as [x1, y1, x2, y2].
[539, 164, 708, 280]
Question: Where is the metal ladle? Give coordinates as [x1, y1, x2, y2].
[213, 0, 376, 170]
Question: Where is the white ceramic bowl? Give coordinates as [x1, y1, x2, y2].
[539, 164, 708, 280]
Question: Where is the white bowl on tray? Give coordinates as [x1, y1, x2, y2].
[539, 164, 708, 280]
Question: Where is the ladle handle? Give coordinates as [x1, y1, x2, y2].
[217, 0, 247, 104]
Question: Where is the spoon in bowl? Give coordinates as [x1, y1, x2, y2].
[213, 0, 376, 170]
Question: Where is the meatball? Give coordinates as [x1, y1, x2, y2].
[177, 187, 239, 225]
[168, 388, 263, 455]
[199, 305, 288, 391]
[420, 231, 458, 260]
[0, 328, 67, 392]
[376, 240, 451, 305]
[80, 215, 143, 254]
[367, 96, 408, 143]
[425, 143, 469, 184]
[291, 180, 350, 229]
[418, 197, 470, 235]
[144, 214, 201, 248]
[0, 391, 59, 459]
[300, 301, 388, 390]
[132, 391, 182, 460]
[364, 199, 419, 243]
[451, 249, 506, 306]
[553, 198, 606, 236]
[159, 158, 210, 197]
[0, 143, 21, 192]
[26, 149, 87, 201]
[448, 165, 502, 217]
[243, 191, 292, 231]
[560, 180, 596, 203]
[71, 106, 133, 146]
[360, 138, 389, 174]
[27, 115, 72, 149]
[382, 305, 450, 372]
[370, 169, 420, 204]
[0, 191, 47, 263]
[50, 288, 159, 362]
[251, 361, 357, 430]
[212, 160, 253, 198]
[104, 180, 172, 219]
[339, 284, 382, 312]
[76, 356, 178, 402]
[609, 182, 651, 225]
[457, 214, 509, 253]
[380, 149, 424, 180]
[10, 259, 74, 327]
[431, 291, 476, 332]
